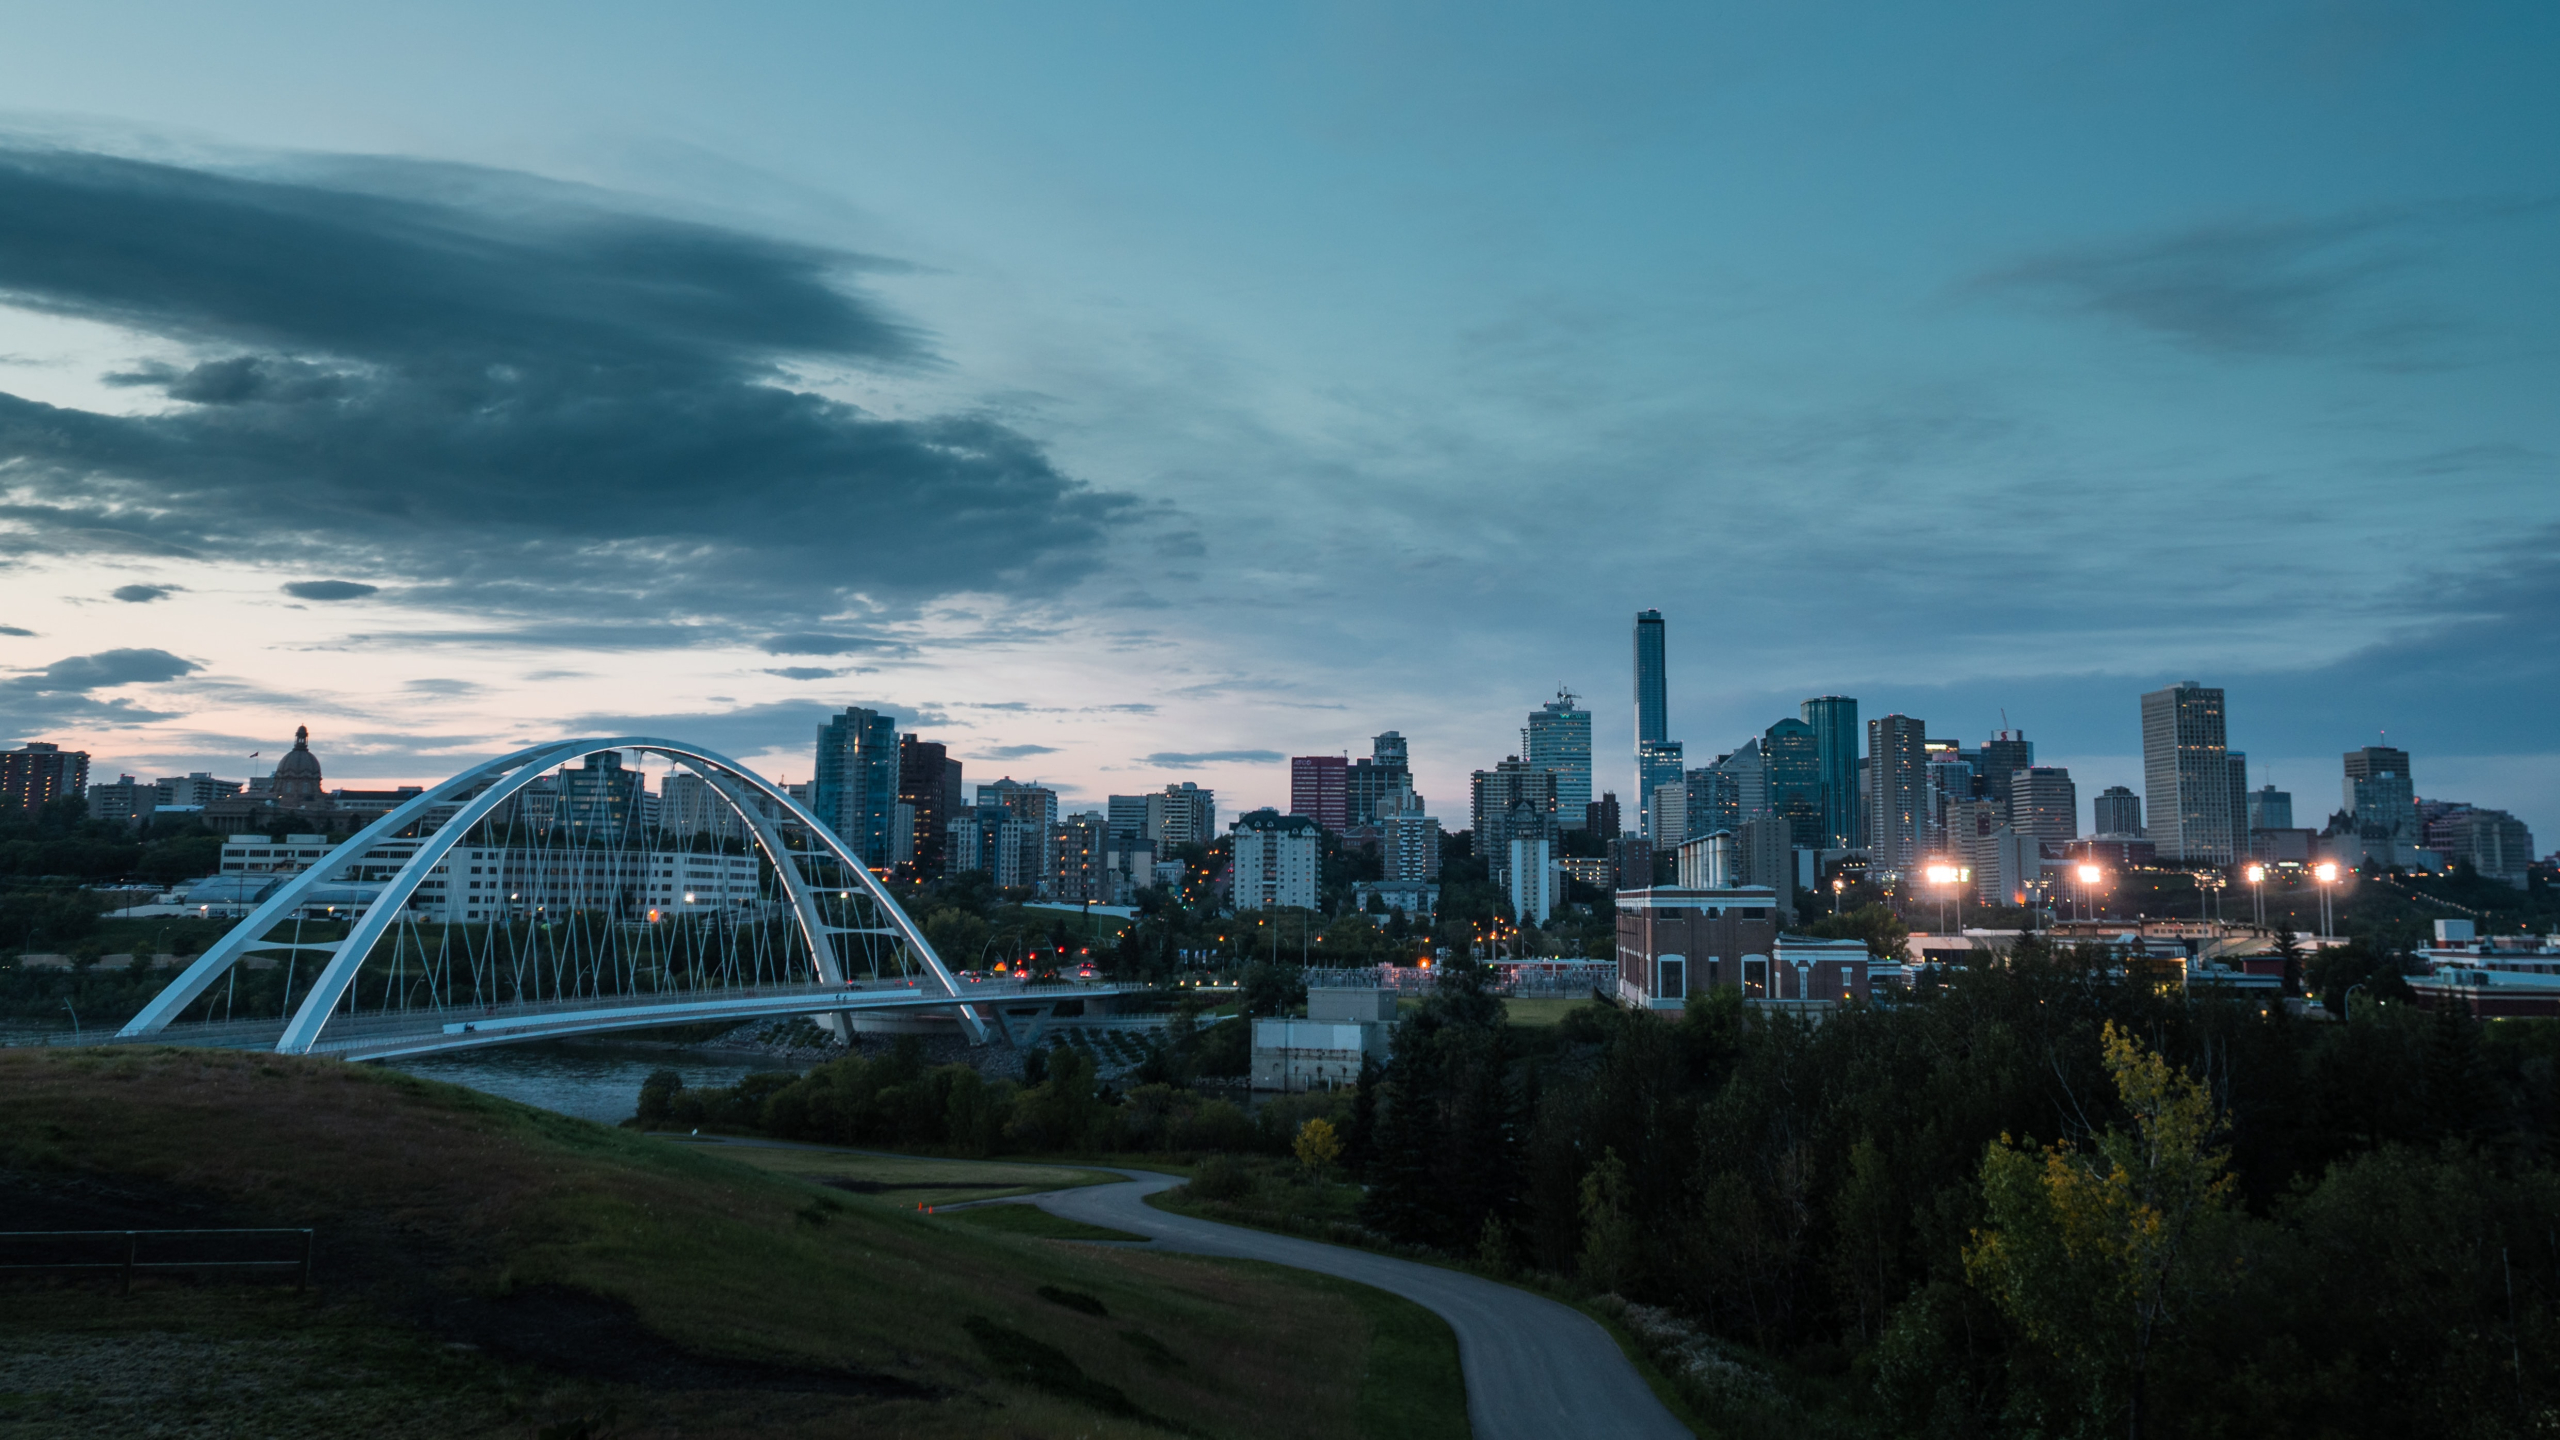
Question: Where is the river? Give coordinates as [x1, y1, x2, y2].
[378, 1043, 792, 1125]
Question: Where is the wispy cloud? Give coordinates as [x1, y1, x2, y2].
[1142, 748, 1284, 766]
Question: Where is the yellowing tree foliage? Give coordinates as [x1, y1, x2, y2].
[1963, 1023, 2238, 1440]
[1293, 1116, 1343, 1173]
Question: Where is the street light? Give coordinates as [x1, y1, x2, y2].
[2076, 863, 2104, 923]
[1923, 862, 1968, 935]
[2243, 864, 2266, 929]
[2312, 861, 2339, 939]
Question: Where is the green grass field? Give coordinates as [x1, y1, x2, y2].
[1503, 997, 1603, 1027]
[943, 1203, 1147, 1242]
[695, 1142, 1120, 1207]
[0, 1049, 1467, 1439]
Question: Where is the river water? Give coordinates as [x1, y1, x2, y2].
[378, 1044, 792, 1125]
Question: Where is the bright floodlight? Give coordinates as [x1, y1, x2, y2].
[2245, 864, 2266, 883]
[1925, 863, 1959, 884]
[2314, 862, 2339, 883]
[2076, 864, 2103, 884]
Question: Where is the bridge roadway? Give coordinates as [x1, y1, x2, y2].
[1036, 1169, 1693, 1440]
[59, 978, 1133, 1062]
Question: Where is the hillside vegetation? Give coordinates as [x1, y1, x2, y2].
[0, 1048, 1459, 1439]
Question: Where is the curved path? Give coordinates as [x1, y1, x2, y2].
[1030, 1169, 1690, 1440]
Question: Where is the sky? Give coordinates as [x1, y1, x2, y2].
[0, 1, 2553, 844]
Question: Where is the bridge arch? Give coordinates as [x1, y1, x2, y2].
[120, 737, 988, 1053]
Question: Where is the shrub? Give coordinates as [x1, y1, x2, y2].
[1189, 1154, 1254, 1203]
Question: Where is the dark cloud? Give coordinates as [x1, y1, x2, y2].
[1142, 749, 1284, 766]
[112, 583, 175, 602]
[283, 579, 378, 601]
[0, 626, 32, 636]
[0, 145, 1136, 626]
[762, 666, 852, 681]
[979, 743, 1059, 759]
[401, 678, 483, 695]
[565, 698, 956, 761]
[0, 647, 199, 732]
[760, 632, 903, 656]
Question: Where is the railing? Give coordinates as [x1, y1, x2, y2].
[0, 1228, 314, 1292]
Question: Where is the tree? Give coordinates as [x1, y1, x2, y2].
[2272, 926, 2305, 996]
[1964, 1023, 2239, 1440]
[1804, 902, 1911, 961]
[1293, 1116, 1342, 1173]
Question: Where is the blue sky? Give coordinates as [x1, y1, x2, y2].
[0, 1, 2552, 842]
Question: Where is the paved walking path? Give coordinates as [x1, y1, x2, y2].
[1032, 1169, 1691, 1440]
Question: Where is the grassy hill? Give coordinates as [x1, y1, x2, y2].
[0, 1048, 1461, 1439]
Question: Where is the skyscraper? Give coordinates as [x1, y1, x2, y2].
[1346, 732, 1413, 828]
[1472, 756, 1558, 885]
[1633, 610, 1667, 748]
[1524, 690, 1593, 829]
[1290, 755, 1349, 832]
[1763, 717, 1822, 848]
[898, 735, 963, 877]
[1636, 740, 1684, 838]
[1978, 731, 2034, 810]
[2247, 785, 2292, 832]
[2140, 682, 2234, 864]
[1800, 696, 1859, 848]
[2343, 745, 2417, 841]
[2094, 786, 2144, 837]
[815, 707, 902, 866]
[2008, 766, 2079, 845]
[0, 742, 89, 812]
[1865, 714, 1928, 872]
[2226, 752, 2250, 862]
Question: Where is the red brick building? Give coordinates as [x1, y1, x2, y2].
[1615, 886, 1872, 1013]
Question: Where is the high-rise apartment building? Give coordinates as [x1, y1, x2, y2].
[1, 742, 89, 812]
[2343, 746, 2417, 841]
[898, 736, 963, 877]
[977, 778, 1059, 830]
[2247, 785, 2293, 832]
[1586, 791, 1621, 839]
[1049, 812, 1109, 905]
[2140, 682, 2234, 864]
[1508, 832, 1558, 924]
[2094, 786, 2144, 838]
[1649, 782, 1687, 849]
[1230, 809, 1321, 911]
[555, 751, 644, 841]
[1146, 783, 1216, 849]
[815, 707, 901, 866]
[1472, 757, 1558, 885]
[1764, 717, 1823, 849]
[1381, 789, 1442, 882]
[1106, 794, 1152, 844]
[1801, 696, 1860, 849]
[2008, 766, 2079, 845]
[1290, 755, 1350, 833]
[1978, 731, 2034, 810]
[1346, 732, 1413, 828]
[1636, 740, 1684, 837]
[1865, 715, 1928, 872]
[1524, 690, 1593, 829]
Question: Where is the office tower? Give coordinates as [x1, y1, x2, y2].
[1508, 831, 1558, 924]
[2140, 682, 2234, 864]
[1524, 690, 1594, 828]
[2, 742, 88, 814]
[1866, 715, 1928, 871]
[1346, 731, 1413, 828]
[1801, 696, 1860, 849]
[1925, 749, 1975, 852]
[1146, 782, 1216, 849]
[1649, 781, 1687, 848]
[659, 771, 744, 842]
[898, 736, 963, 877]
[1049, 812, 1108, 904]
[2008, 767, 2078, 845]
[2247, 785, 2293, 832]
[1586, 791, 1621, 839]
[1763, 717, 1823, 849]
[1633, 610, 1667, 749]
[1712, 741, 1770, 820]
[1381, 790, 1443, 882]
[2094, 786, 2144, 837]
[1290, 755, 1350, 833]
[814, 707, 901, 865]
[1231, 809, 1321, 911]
[548, 750, 642, 841]
[2426, 808, 2534, 889]
[1978, 731, 2034, 810]
[977, 777, 1059, 830]
[1636, 739, 1684, 836]
[2342, 745, 2417, 841]
[1472, 756, 1558, 884]
[1684, 767, 1740, 840]
[1106, 794, 1152, 844]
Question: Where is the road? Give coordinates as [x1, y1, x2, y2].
[1032, 1169, 1692, 1440]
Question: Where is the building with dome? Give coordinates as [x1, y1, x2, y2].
[204, 726, 345, 835]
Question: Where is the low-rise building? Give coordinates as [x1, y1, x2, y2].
[1614, 885, 1870, 1014]
[1251, 985, 1394, 1091]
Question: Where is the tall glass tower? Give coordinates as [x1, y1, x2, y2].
[1633, 610, 1667, 747]
[1523, 690, 1593, 829]
[1801, 696, 1859, 848]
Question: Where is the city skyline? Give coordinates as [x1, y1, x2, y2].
[0, 7, 2553, 847]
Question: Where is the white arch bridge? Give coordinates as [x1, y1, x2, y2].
[114, 737, 1129, 1062]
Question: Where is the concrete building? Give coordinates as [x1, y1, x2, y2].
[2425, 806, 2535, 888]
[1586, 791, 1620, 840]
[1345, 732, 1413, 830]
[2094, 785, 2144, 838]
[1713, 741, 1770, 822]
[1636, 739, 1684, 840]
[1230, 808, 1320, 911]
[978, 777, 1059, 831]
[1676, 818, 1796, 922]
[1865, 714, 1929, 874]
[1524, 690, 1593, 829]
[660, 771, 743, 843]
[88, 775, 161, 825]
[1, 742, 89, 811]
[1380, 790, 1442, 882]
[1353, 878, 1440, 916]
[1106, 794, 1152, 845]
[2227, 752, 2251, 866]
[1977, 731, 2034, 811]
[1048, 812, 1110, 904]
[1251, 986, 1394, 1091]
[1608, 834, 1654, 891]
[1508, 832, 1558, 923]
[1101, 834, 1157, 904]
[1472, 756, 1558, 884]
[2344, 746, 2418, 844]
[2247, 784, 2293, 833]
[814, 708, 900, 866]
[1290, 754, 1350, 833]
[1684, 766, 1739, 841]
[1801, 695, 1861, 849]
[1146, 783, 1216, 850]
[2141, 682, 2235, 864]
[1649, 781, 1687, 849]
[211, 834, 763, 924]
[2008, 766, 2078, 845]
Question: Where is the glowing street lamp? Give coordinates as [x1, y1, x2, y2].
[2243, 863, 2267, 929]
[2075, 863, 2104, 923]
[2312, 860, 2339, 938]
[1923, 862, 1970, 934]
